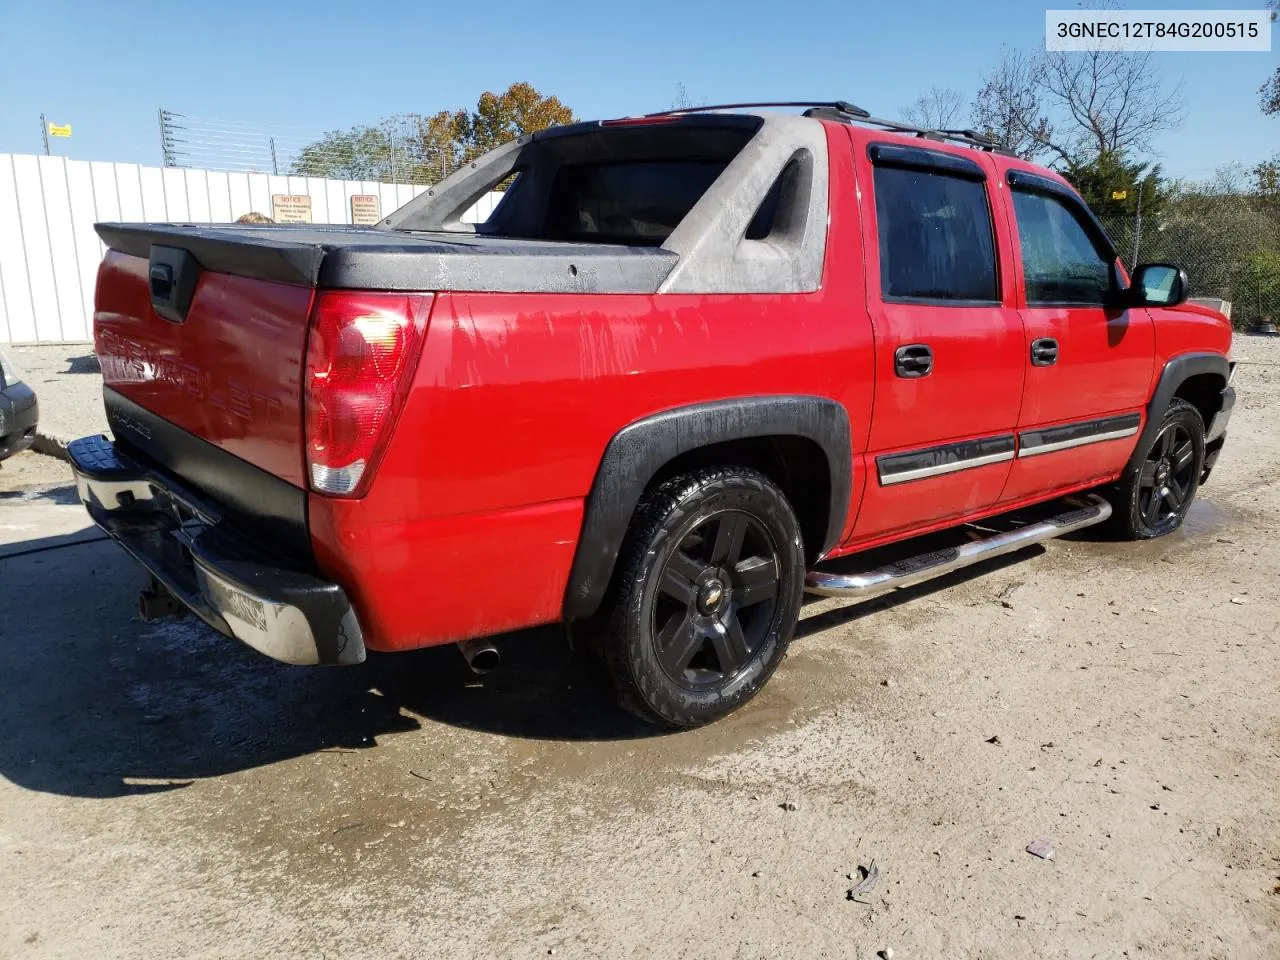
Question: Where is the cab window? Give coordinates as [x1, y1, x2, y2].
[1012, 190, 1114, 305]
[873, 166, 999, 303]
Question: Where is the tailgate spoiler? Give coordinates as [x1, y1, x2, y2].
[96, 223, 324, 287]
[94, 222, 678, 294]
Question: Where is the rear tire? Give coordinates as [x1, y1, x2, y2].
[1109, 398, 1205, 540]
[592, 467, 805, 729]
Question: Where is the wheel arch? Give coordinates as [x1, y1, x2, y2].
[563, 396, 852, 620]
[1127, 353, 1228, 473]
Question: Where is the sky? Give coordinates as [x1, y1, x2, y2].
[0, 0, 1275, 181]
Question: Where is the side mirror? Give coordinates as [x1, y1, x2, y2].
[1131, 263, 1189, 307]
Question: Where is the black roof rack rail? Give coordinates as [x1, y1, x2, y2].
[638, 99, 1014, 155]
[646, 100, 871, 119]
[802, 106, 1015, 155]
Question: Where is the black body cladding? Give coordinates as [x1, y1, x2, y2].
[1019, 413, 1142, 452]
[1127, 353, 1230, 474]
[877, 435, 1015, 481]
[104, 389, 313, 567]
[564, 396, 853, 620]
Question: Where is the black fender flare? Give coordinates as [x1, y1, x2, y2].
[1127, 352, 1229, 472]
[563, 395, 853, 620]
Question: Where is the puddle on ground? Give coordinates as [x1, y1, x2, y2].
[1179, 497, 1237, 537]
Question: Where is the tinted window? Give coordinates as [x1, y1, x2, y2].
[1012, 190, 1114, 304]
[873, 166, 998, 302]
[545, 161, 726, 244]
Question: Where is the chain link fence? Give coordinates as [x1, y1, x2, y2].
[159, 110, 461, 186]
[1098, 194, 1280, 327]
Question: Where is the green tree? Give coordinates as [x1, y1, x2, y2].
[1064, 151, 1167, 219]
[1261, 2, 1279, 115]
[292, 122, 411, 180]
[454, 82, 575, 162]
[292, 83, 575, 183]
[1242, 248, 1280, 320]
[1254, 156, 1280, 202]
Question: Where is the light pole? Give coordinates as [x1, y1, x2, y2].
[1132, 179, 1145, 267]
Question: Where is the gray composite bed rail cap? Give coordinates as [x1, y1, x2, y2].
[379, 113, 831, 296]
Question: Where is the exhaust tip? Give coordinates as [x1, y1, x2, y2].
[457, 639, 501, 675]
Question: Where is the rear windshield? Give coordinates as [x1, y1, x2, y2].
[544, 161, 728, 244]
[393, 118, 762, 245]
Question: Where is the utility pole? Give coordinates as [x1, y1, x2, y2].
[269, 137, 279, 176]
[1132, 180, 1145, 267]
[40, 113, 50, 156]
[158, 109, 178, 167]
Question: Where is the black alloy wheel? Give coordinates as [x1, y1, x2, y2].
[652, 510, 782, 690]
[1111, 397, 1205, 540]
[592, 466, 805, 728]
[1136, 420, 1197, 530]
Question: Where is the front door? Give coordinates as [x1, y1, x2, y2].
[998, 173, 1155, 503]
[846, 138, 1026, 545]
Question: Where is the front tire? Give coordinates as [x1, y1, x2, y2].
[593, 467, 805, 729]
[1112, 398, 1205, 540]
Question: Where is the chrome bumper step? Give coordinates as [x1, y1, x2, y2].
[804, 494, 1112, 599]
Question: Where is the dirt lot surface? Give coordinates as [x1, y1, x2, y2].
[1, 338, 1277, 959]
[3, 343, 107, 448]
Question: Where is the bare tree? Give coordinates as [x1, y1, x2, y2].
[971, 47, 1054, 160]
[972, 43, 1183, 166]
[1039, 47, 1184, 164]
[901, 87, 965, 130]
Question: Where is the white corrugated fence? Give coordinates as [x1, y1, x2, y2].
[0, 153, 500, 344]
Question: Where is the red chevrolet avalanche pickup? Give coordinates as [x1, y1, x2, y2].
[69, 101, 1235, 728]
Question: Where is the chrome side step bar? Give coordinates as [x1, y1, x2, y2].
[804, 494, 1112, 599]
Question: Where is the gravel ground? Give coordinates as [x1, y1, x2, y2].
[0, 336, 1277, 959]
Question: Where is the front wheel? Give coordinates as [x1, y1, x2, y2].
[1111, 398, 1205, 540]
[592, 467, 805, 729]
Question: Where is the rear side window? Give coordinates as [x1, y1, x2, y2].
[545, 161, 727, 244]
[1011, 190, 1114, 305]
[873, 166, 999, 303]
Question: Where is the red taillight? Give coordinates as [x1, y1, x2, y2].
[304, 292, 432, 497]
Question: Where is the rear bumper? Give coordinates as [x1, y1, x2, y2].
[0, 381, 38, 460]
[67, 435, 365, 665]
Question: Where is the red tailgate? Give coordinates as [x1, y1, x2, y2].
[94, 249, 313, 487]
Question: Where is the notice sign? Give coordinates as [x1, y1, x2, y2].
[271, 194, 313, 224]
[47, 123, 72, 138]
[350, 194, 381, 225]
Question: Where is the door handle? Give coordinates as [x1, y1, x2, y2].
[894, 344, 933, 378]
[1030, 338, 1059, 366]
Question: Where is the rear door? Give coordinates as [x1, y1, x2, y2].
[997, 170, 1154, 503]
[845, 137, 1026, 545]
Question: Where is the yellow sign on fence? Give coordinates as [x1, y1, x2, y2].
[47, 123, 72, 138]
[1111, 189, 1128, 200]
